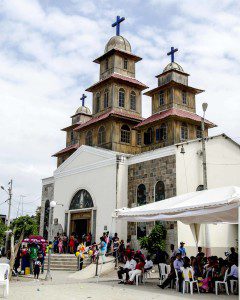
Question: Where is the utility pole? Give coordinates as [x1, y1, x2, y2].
[201, 103, 210, 257]
[4, 180, 13, 253]
[201, 103, 208, 190]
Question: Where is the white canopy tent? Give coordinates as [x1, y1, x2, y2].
[115, 186, 240, 246]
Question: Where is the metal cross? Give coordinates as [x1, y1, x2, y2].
[80, 94, 87, 106]
[167, 46, 178, 63]
[112, 15, 125, 36]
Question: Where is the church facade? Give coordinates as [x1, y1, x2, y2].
[39, 19, 240, 255]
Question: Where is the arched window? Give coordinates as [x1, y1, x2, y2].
[155, 181, 165, 201]
[96, 93, 100, 113]
[123, 58, 128, 70]
[98, 126, 106, 145]
[182, 91, 187, 104]
[159, 91, 165, 106]
[85, 130, 93, 146]
[144, 127, 153, 145]
[196, 185, 204, 191]
[180, 123, 188, 141]
[69, 189, 93, 210]
[196, 126, 202, 139]
[121, 124, 130, 143]
[119, 88, 125, 107]
[105, 58, 109, 70]
[104, 89, 109, 109]
[130, 91, 136, 110]
[137, 184, 146, 206]
[43, 200, 50, 239]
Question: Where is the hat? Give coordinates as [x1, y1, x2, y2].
[180, 241, 185, 244]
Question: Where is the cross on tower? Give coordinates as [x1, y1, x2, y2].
[80, 94, 87, 106]
[112, 15, 125, 36]
[167, 46, 178, 63]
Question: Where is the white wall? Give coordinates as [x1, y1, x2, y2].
[52, 146, 119, 242]
[176, 135, 240, 256]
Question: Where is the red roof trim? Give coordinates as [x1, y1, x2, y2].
[74, 109, 143, 131]
[134, 108, 216, 128]
[144, 81, 204, 96]
[52, 144, 78, 157]
[86, 73, 148, 92]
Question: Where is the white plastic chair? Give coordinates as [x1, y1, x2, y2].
[174, 269, 179, 291]
[215, 269, 229, 295]
[181, 267, 199, 295]
[158, 263, 168, 284]
[143, 268, 152, 284]
[230, 279, 238, 294]
[0, 263, 10, 298]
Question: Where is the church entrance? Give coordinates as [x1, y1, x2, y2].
[70, 211, 91, 239]
[68, 189, 96, 242]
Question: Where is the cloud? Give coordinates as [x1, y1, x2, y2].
[0, 0, 239, 218]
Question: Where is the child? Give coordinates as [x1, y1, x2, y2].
[58, 238, 63, 254]
[34, 258, 41, 280]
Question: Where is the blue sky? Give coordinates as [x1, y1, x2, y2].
[0, 0, 240, 218]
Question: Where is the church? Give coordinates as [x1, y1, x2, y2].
[39, 17, 240, 255]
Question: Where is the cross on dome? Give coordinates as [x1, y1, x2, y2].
[167, 46, 178, 63]
[112, 15, 125, 36]
[80, 94, 87, 106]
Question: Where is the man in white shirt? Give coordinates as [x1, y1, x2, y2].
[118, 256, 136, 283]
[144, 255, 153, 271]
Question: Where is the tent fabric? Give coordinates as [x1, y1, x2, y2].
[115, 186, 240, 224]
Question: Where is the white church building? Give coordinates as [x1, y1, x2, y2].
[39, 19, 239, 256]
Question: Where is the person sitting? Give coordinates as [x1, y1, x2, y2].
[144, 255, 153, 272]
[118, 255, 136, 284]
[127, 257, 145, 285]
[174, 252, 184, 292]
[227, 260, 238, 286]
[158, 256, 176, 289]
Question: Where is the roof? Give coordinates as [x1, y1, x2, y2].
[94, 48, 142, 64]
[155, 69, 190, 78]
[61, 123, 81, 131]
[134, 108, 216, 129]
[52, 144, 79, 157]
[86, 73, 148, 92]
[74, 109, 143, 132]
[144, 80, 204, 96]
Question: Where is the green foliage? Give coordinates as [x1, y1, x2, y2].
[35, 206, 41, 228]
[10, 215, 38, 242]
[139, 223, 167, 254]
[0, 220, 7, 246]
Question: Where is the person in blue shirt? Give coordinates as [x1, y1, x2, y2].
[99, 237, 107, 263]
[178, 242, 186, 257]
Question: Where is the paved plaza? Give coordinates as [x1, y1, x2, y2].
[6, 270, 237, 300]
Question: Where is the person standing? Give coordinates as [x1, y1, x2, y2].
[178, 242, 186, 257]
[170, 244, 177, 259]
[69, 235, 75, 254]
[33, 257, 41, 280]
[58, 238, 63, 254]
[29, 243, 38, 274]
[99, 237, 107, 264]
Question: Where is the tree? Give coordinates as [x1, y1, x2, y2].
[139, 223, 167, 255]
[10, 215, 38, 242]
[0, 220, 7, 246]
[35, 206, 41, 230]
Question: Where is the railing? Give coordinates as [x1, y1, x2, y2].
[95, 251, 119, 282]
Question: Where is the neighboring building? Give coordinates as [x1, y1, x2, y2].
[39, 20, 239, 256]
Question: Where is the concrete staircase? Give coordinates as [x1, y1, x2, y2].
[44, 254, 78, 271]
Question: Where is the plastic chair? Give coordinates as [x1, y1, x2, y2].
[174, 269, 179, 291]
[0, 263, 10, 298]
[143, 268, 152, 284]
[181, 267, 199, 295]
[215, 269, 229, 295]
[158, 263, 168, 284]
[230, 279, 238, 294]
[135, 271, 143, 286]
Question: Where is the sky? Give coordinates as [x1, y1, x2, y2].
[0, 0, 240, 219]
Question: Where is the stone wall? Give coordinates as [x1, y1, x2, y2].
[127, 154, 177, 251]
[39, 182, 54, 238]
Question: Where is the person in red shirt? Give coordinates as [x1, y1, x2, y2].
[127, 257, 145, 284]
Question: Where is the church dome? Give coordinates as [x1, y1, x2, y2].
[104, 35, 131, 53]
[75, 106, 91, 115]
[163, 62, 184, 73]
